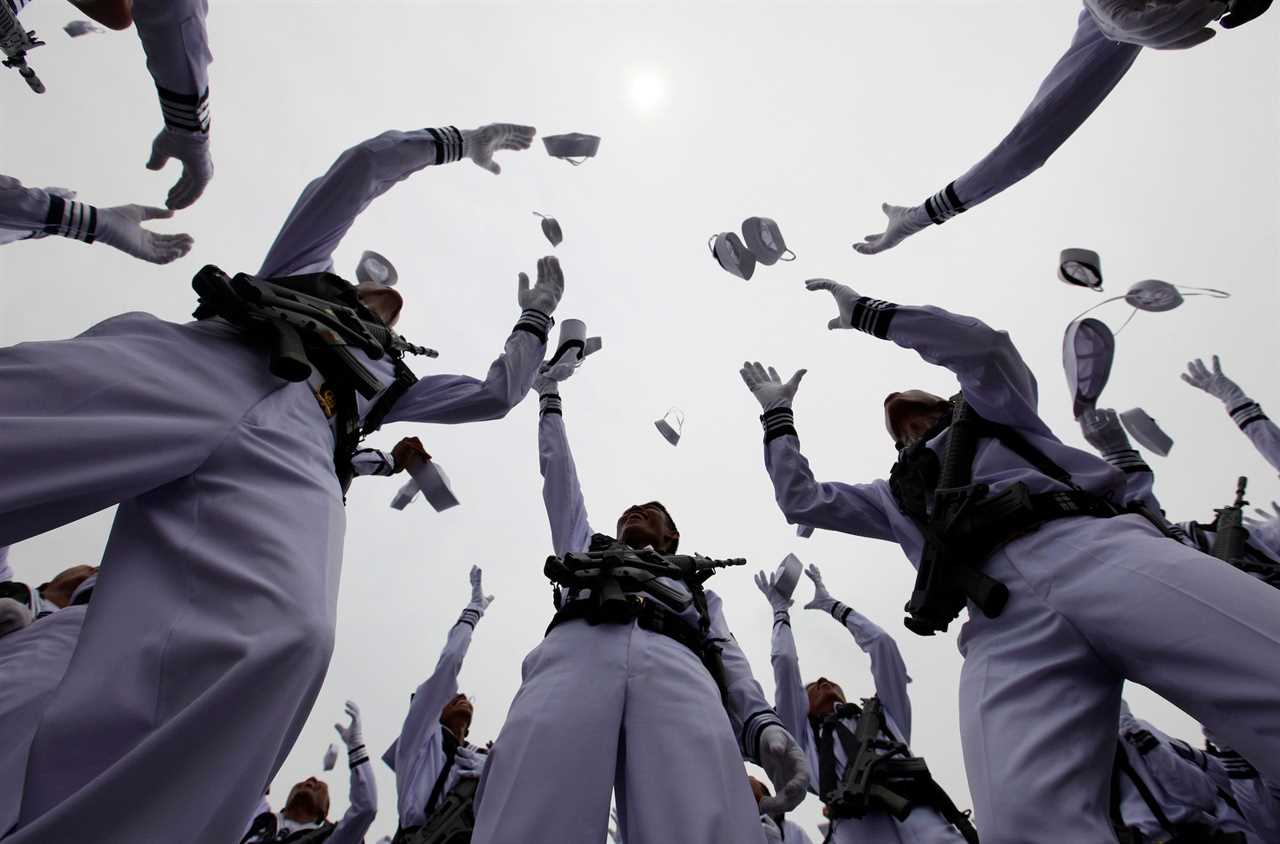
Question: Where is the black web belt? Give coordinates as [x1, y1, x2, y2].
[547, 596, 707, 659]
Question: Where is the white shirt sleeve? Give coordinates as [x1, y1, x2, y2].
[821, 600, 913, 744]
[131, 0, 213, 133]
[326, 750, 378, 844]
[929, 10, 1140, 223]
[768, 608, 821, 788]
[537, 397, 594, 557]
[0, 177, 98, 244]
[706, 590, 787, 764]
[258, 127, 465, 279]
[1225, 399, 1280, 476]
[393, 607, 480, 828]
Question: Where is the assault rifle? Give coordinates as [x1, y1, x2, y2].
[903, 400, 1010, 636]
[192, 264, 436, 396]
[545, 547, 745, 614]
[1211, 477, 1249, 565]
[828, 698, 922, 821]
[393, 776, 479, 844]
[0, 2, 44, 94]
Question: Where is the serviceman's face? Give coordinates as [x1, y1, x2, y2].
[884, 390, 949, 447]
[38, 564, 98, 608]
[285, 777, 330, 822]
[806, 677, 846, 718]
[441, 693, 473, 735]
[616, 502, 678, 553]
[356, 287, 403, 327]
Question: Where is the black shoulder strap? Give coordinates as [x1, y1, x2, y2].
[239, 811, 277, 844]
[423, 729, 461, 818]
[360, 356, 418, 438]
[1114, 739, 1178, 836]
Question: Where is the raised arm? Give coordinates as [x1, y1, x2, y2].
[329, 701, 378, 844]
[805, 281, 1048, 436]
[132, 0, 214, 209]
[706, 591, 808, 815]
[740, 361, 898, 541]
[853, 10, 1140, 255]
[536, 383, 593, 558]
[0, 176, 192, 264]
[1183, 356, 1280, 476]
[381, 257, 563, 426]
[393, 567, 491, 829]
[1078, 408, 1163, 515]
[754, 563, 820, 779]
[803, 565, 913, 743]
[259, 123, 535, 279]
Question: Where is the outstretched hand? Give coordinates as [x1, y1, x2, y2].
[852, 203, 931, 255]
[518, 256, 565, 316]
[804, 278, 861, 330]
[803, 563, 834, 610]
[463, 123, 537, 175]
[754, 570, 793, 613]
[95, 204, 194, 265]
[740, 362, 806, 412]
[145, 128, 213, 210]
[469, 565, 495, 611]
[1181, 356, 1245, 405]
[334, 700, 363, 749]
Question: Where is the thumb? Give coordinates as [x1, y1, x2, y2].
[786, 369, 807, 391]
[139, 206, 174, 221]
[518, 272, 531, 298]
[482, 159, 502, 175]
[145, 144, 168, 171]
[827, 317, 844, 330]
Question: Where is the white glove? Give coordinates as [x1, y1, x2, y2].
[1084, 0, 1226, 49]
[740, 362, 806, 412]
[322, 743, 339, 771]
[334, 700, 364, 750]
[754, 570, 793, 614]
[1080, 408, 1132, 455]
[95, 205, 194, 265]
[803, 563, 837, 613]
[452, 745, 486, 780]
[1181, 356, 1247, 406]
[145, 128, 214, 210]
[757, 725, 809, 816]
[468, 565, 495, 613]
[1244, 501, 1280, 553]
[518, 256, 565, 317]
[804, 278, 862, 330]
[461, 123, 537, 175]
[852, 202, 933, 255]
[0, 597, 33, 638]
[760, 815, 783, 844]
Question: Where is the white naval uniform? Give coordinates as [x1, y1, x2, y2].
[908, 9, 1140, 231]
[0, 127, 546, 843]
[758, 298, 1280, 844]
[1114, 707, 1256, 841]
[1207, 736, 1280, 843]
[383, 604, 484, 830]
[471, 394, 778, 844]
[1219, 398, 1280, 477]
[241, 742, 377, 844]
[769, 600, 966, 843]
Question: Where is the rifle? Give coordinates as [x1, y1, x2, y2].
[0, 2, 44, 94]
[902, 400, 1009, 636]
[192, 264, 436, 397]
[544, 547, 745, 613]
[1211, 477, 1249, 565]
[393, 777, 479, 844]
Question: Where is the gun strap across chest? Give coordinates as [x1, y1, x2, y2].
[816, 698, 977, 842]
[393, 776, 480, 844]
[192, 266, 420, 495]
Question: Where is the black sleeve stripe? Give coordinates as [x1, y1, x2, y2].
[157, 85, 210, 133]
[514, 309, 553, 344]
[849, 298, 896, 339]
[761, 407, 797, 444]
[924, 182, 967, 225]
[1229, 401, 1268, 431]
[539, 394, 563, 417]
[425, 126, 465, 165]
[42, 196, 97, 243]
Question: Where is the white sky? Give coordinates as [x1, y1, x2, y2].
[2, 1, 1278, 839]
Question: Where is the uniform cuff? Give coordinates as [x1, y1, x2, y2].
[351, 448, 396, 476]
[426, 126, 465, 165]
[539, 394, 563, 417]
[157, 85, 210, 133]
[43, 196, 97, 243]
[761, 407, 797, 443]
[348, 743, 369, 768]
[829, 601, 852, 625]
[741, 710, 784, 763]
[1103, 448, 1150, 474]
[514, 309, 553, 343]
[772, 608, 791, 627]
[849, 297, 896, 338]
[923, 182, 966, 225]
[457, 607, 483, 629]
[1228, 399, 1268, 431]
